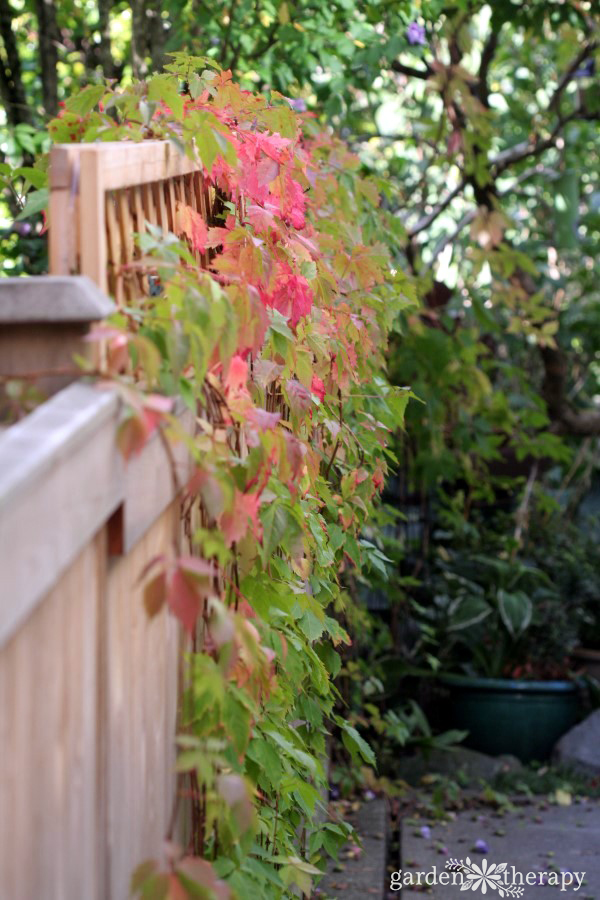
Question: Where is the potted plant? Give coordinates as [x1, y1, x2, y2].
[422, 548, 580, 762]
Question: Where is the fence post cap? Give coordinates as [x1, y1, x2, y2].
[0, 275, 115, 323]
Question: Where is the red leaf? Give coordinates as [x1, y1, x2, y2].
[117, 412, 150, 460]
[311, 375, 325, 402]
[167, 570, 202, 634]
[176, 202, 208, 253]
[261, 274, 312, 327]
[219, 489, 261, 547]
[142, 394, 173, 432]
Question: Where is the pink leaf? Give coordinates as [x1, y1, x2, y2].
[246, 408, 281, 431]
[256, 155, 280, 186]
[286, 379, 312, 414]
[225, 354, 248, 393]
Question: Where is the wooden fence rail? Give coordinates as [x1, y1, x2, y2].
[1, 140, 209, 900]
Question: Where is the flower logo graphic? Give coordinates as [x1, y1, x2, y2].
[446, 858, 524, 897]
[461, 858, 505, 893]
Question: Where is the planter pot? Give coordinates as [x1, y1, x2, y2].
[572, 648, 600, 682]
[441, 675, 579, 763]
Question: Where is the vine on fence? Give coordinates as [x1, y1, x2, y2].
[32, 56, 415, 898]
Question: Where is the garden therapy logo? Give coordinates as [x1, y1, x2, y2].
[389, 858, 586, 893]
[447, 858, 523, 896]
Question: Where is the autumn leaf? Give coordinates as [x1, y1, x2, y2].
[219, 489, 262, 547]
[144, 572, 167, 618]
[177, 858, 230, 900]
[286, 378, 312, 414]
[176, 201, 209, 253]
[117, 412, 149, 460]
[224, 354, 248, 393]
[167, 569, 203, 634]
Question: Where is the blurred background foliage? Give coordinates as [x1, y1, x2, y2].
[1, 0, 599, 769]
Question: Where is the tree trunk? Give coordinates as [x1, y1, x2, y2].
[0, 0, 31, 125]
[97, 0, 115, 80]
[35, 0, 60, 117]
[148, 0, 167, 73]
[131, 0, 148, 78]
[131, 0, 167, 78]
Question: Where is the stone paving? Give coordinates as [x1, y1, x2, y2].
[399, 800, 600, 899]
[318, 797, 388, 899]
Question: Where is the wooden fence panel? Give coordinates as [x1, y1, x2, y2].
[105, 501, 181, 899]
[0, 531, 104, 900]
[1, 140, 214, 899]
[0, 382, 195, 900]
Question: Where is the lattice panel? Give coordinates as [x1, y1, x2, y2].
[105, 173, 215, 303]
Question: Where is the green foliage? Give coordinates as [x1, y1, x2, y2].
[414, 510, 598, 680]
[24, 60, 411, 898]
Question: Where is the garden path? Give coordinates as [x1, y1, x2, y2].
[401, 801, 600, 899]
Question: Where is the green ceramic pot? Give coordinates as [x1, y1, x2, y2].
[441, 675, 579, 763]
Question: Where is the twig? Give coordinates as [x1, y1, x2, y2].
[408, 179, 466, 237]
[424, 208, 476, 269]
[512, 461, 538, 553]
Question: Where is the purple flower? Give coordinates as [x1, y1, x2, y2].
[420, 825, 431, 839]
[406, 22, 426, 46]
[473, 839, 489, 854]
[575, 59, 595, 78]
[288, 97, 307, 112]
[364, 789, 376, 801]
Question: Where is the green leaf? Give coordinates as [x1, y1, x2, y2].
[498, 589, 532, 637]
[15, 188, 48, 221]
[65, 84, 106, 116]
[13, 167, 47, 190]
[260, 502, 289, 563]
[340, 722, 376, 768]
[447, 595, 492, 632]
[147, 74, 184, 120]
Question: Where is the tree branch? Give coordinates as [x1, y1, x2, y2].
[491, 105, 596, 173]
[541, 345, 600, 436]
[390, 59, 431, 80]
[408, 178, 466, 237]
[548, 40, 598, 113]
[476, 29, 500, 106]
[424, 208, 476, 270]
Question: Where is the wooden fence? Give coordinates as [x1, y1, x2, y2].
[0, 140, 209, 900]
[48, 140, 213, 300]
